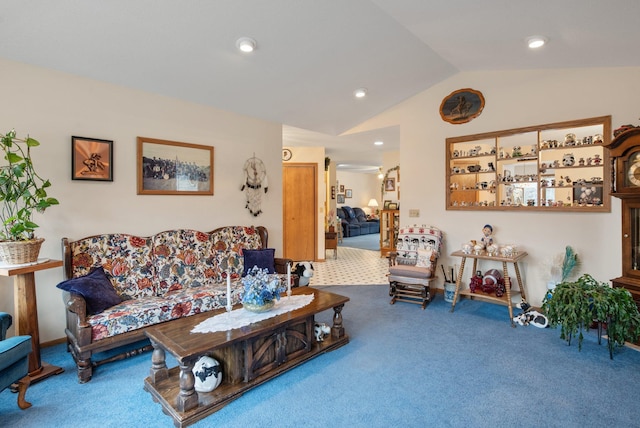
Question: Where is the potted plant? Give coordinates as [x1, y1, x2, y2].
[0, 129, 59, 263]
[542, 273, 640, 359]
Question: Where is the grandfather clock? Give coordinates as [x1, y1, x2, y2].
[605, 127, 640, 306]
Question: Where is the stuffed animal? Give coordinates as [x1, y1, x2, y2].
[294, 262, 314, 286]
[314, 322, 330, 342]
[513, 300, 548, 328]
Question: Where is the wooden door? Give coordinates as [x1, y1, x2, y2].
[283, 163, 317, 261]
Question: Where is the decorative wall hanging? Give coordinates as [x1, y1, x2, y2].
[72, 136, 113, 181]
[345, 189, 353, 198]
[137, 137, 213, 195]
[240, 154, 268, 216]
[439, 88, 485, 124]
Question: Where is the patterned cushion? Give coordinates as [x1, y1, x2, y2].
[86, 282, 244, 341]
[210, 226, 263, 282]
[152, 229, 217, 295]
[395, 225, 443, 266]
[70, 234, 156, 299]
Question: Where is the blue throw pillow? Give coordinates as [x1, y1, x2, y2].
[243, 248, 276, 276]
[56, 267, 123, 315]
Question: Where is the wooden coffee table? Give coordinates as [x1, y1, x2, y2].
[143, 287, 349, 427]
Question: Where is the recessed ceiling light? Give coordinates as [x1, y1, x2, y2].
[236, 37, 257, 53]
[354, 88, 367, 98]
[526, 36, 547, 49]
[374, 141, 384, 146]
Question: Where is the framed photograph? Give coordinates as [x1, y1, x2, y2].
[345, 189, 353, 198]
[388, 203, 398, 210]
[385, 177, 396, 192]
[331, 185, 336, 199]
[71, 136, 113, 181]
[337, 194, 345, 204]
[573, 182, 604, 206]
[383, 200, 391, 209]
[137, 137, 214, 195]
[439, 88, 485, 124]
[339, 185, 345, 193]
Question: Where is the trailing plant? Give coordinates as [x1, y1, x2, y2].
[542, 273, 640, 358]
[0, 130, 59, 241]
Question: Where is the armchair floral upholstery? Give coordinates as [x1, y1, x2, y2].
[0, 312, 32, 409]
[388, 225, 443, 309]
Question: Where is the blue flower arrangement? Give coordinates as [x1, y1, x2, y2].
[241, 266, 285, 306]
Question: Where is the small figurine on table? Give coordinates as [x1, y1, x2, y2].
[480, 224, 494, 248]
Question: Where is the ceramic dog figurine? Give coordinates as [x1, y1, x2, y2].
[513, 300, 549, 328]
[314, 322, 330, 342]
[294, 262, 314, 286]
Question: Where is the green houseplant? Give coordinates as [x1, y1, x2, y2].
[0, 129, 59, 263]
[542, 273, 640, 359]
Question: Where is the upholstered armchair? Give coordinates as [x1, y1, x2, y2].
[388, 225, 443, 309]
[0, 312, 32, 409]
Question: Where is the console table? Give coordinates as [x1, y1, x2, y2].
[144, 287, 349, 427]
[0, 259, 64, 383]
[449, 250, 528, 327]
[325, 231, 338, 259]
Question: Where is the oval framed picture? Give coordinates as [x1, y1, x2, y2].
[439, 88, 485, 124]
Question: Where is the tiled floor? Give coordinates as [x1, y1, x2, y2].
[309, 247, 388, 286]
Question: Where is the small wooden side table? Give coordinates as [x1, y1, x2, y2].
[0, 259, 64, 384]
[325, 231, 338, 259]
[449, 250, 528, 327]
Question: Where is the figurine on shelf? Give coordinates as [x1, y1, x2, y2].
[480, 224, 494, 248]
[469, 270, 483, 293]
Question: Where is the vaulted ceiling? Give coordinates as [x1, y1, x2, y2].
[1, 1, 638, 171]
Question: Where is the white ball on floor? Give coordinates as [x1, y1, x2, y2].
[192, 355, 223, 392]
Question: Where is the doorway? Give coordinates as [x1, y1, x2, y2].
[282, 163, 317, 261]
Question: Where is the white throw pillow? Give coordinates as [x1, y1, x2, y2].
[415, 248, 434, 268]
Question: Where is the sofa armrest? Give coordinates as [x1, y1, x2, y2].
[62, 292, 89, 327]
[274, 257, 300, 287]
[0, 312, 11, 340]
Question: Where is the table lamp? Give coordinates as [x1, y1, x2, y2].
[368, 198, 379, 216]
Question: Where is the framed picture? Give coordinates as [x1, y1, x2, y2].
[388, 203, 398, 210]
[337, 194, 345, 204]
[345, 189, 353, 198]
[137, 137, 214, 195]
[573, 182, 604, 206]
[339, 185, 345, 193]
[331, 185, 336, 199]
[71, 136, 113, 181]
[439, 88, 485, 124]
[385, 177, 396, 192]
[383, 200, 391, 209]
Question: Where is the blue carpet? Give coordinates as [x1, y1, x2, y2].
[1, 285, 639, 427]
[339, 234, 379, 251]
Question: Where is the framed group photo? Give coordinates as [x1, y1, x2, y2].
[137, 137, 214, 195]
[72, 136, 113, 181]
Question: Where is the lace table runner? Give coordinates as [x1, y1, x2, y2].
[191, 294, 315, 334]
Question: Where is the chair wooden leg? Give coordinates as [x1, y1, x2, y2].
[16, 375, 32, 409]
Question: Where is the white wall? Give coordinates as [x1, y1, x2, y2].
[0, 59, 283, 342]
[336, 171, 379, 212]
[348, 67, 640, 305]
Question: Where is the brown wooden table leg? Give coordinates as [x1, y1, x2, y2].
[502, 261, 515, 328]
[331, 304, 345, 338]
[177, 359, 198, 412]
[450, 256, 467, 312]
[513, 262, 526, 302]
[14, 272, 64, 383]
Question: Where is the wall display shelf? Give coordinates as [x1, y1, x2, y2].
[446, 116, 611, 212]
[380, 209, 399, 257]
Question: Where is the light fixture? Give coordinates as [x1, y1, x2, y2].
[526, 36, 547, 49]
[374, 140, 384, 146]
[236, 37, 257, 53]
[354, 88, 367, 98]
[377, 168, 384, 179]
[368, 198, 379, 216]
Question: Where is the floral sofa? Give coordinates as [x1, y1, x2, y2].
[60, 225, 291, 383]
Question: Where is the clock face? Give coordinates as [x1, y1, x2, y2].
[627, 152, 640, 187]
[282, 148, 292, 161]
